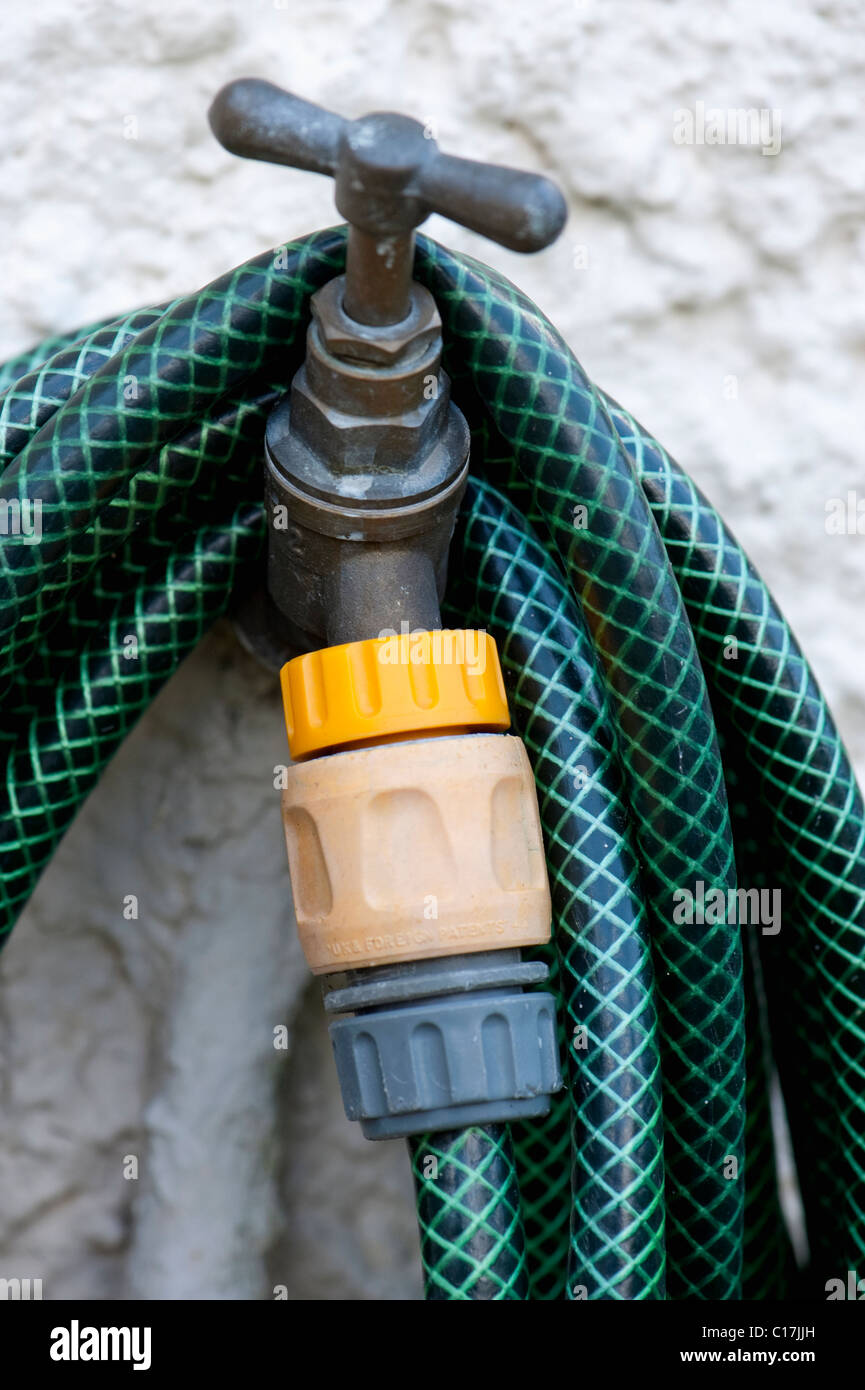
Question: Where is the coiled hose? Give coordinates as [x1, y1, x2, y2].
[1, 227, 862, 1301]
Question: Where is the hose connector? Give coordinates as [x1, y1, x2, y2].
[325, 951, 560, 1140]
[278, 633, 562, 1137]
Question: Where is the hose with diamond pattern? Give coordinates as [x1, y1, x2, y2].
[1, 227, 861, 1302]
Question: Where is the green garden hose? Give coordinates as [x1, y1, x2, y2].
[2, 227, 863, 1302]
[447, 474, 667, 1301]
[410, 1124, 530, 1300]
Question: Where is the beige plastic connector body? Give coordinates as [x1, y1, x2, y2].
[281, 732, 552, 974]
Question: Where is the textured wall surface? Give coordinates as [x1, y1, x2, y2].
[0, 0, 862, 1300]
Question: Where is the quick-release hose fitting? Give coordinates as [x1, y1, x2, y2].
[279, 633, 562, 1138]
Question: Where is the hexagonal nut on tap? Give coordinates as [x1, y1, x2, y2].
[312, 275, 442, 367]
[281, 276, 456, 477]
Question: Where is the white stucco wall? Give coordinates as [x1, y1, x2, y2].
[0, 0, 862, 1299]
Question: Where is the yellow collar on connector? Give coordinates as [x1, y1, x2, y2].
[280, 629, 510, 761]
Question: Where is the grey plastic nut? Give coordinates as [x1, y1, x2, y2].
[329, 987, 561, 1140]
